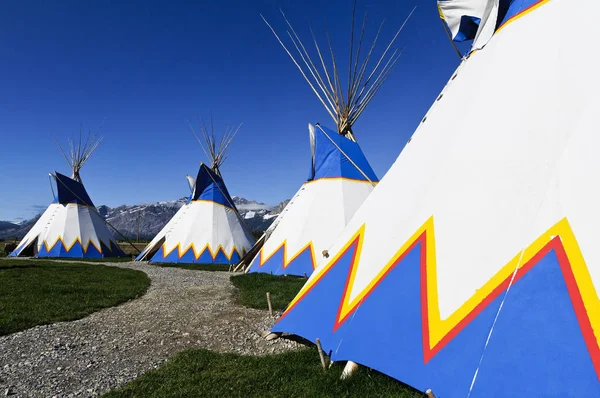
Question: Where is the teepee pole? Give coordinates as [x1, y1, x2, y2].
[54, 120, 105, 184]
[347, 0, 357, 107]
[263, 4, 417, 138]
[348, 20, 384, 109]
[217, 123, 243, 168]
[425, 389, 436, 398]
[54, 139, 73, 172]
[261, 14, 338, 124]
[286, 30, 338, 114]
[309, 27, 342, 120]
[281, 8, 337, 108]
[48, 173, 56, 199]
[348, 12, 368, 106]
[188, 119, 212, 163]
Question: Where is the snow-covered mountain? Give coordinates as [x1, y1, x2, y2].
[0, 197, 288, 240]
[101, 196, 282, 239]
[0, 218, 38, 240]
[0, 221, 19, 235]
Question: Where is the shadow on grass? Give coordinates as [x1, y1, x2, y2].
[63, 257, 135, 263]
[103, 347, 424, 398]
[0, 259, 150, 336]
[230, 273, 307, 312]
[2, 257, 134, 263]
[0, 263, 40, 270]
[152, 262, 231, 272]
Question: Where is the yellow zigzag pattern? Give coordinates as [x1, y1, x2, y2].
[286, 217, 600, 362]
[162, 242, 245, 261]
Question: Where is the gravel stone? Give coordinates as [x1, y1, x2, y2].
[0, 261, 301, 397]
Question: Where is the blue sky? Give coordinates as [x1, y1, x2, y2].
[0, 0, 462, 222]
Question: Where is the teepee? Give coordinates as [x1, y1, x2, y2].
[136, 119, 255, 265]
[271, 0, 600, 396]
[10, 127, 124, 258]
[241, 4, 411, 277]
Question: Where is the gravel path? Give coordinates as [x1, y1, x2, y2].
[0, 262, 300, 397]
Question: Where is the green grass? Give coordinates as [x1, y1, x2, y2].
[26, 257, 135, 263]
[0, 259, 150, 336]
[153, 262, 231, 272]
[104, 347, 423, 398]
[230, 273, 307, 311]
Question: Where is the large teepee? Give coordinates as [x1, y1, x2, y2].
[241, 4, 411, 277]
[136, 119, 255, 265]
[10, 128, 124, 258]
[271, 0, 600, 396]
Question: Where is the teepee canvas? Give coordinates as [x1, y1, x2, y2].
[242, 7, 409, 277]
[136, 120, 255, 265]
[10, 129, 124, 258]
[271, 0, 600, 396]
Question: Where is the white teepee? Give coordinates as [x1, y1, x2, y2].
[272, 0, 600, 396]
[136, 119, 255, 265]
[11, 127, 124, 258]
[241, 5, 412, 277]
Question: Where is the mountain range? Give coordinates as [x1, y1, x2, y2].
[0, 197, 289, 240]
[0, 221, 20, 237]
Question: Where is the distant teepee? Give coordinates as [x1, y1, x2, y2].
[11, 125, 124, 258]
[136, 118, 255, 264]
[241, 3, 412, 277]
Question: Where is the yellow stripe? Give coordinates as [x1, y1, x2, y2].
[496, 0, 551, 33]
[259, 240, 317, 271]
[162, 242, 244, 261]
[43, 236, 105, 254]
[341, 217, 599, 350]
[287, 216, 600, 352]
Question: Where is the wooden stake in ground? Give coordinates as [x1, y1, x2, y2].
[266, 292, 273, 316]
[315, 338, 328, 370]
[425, 389, 436, 398]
